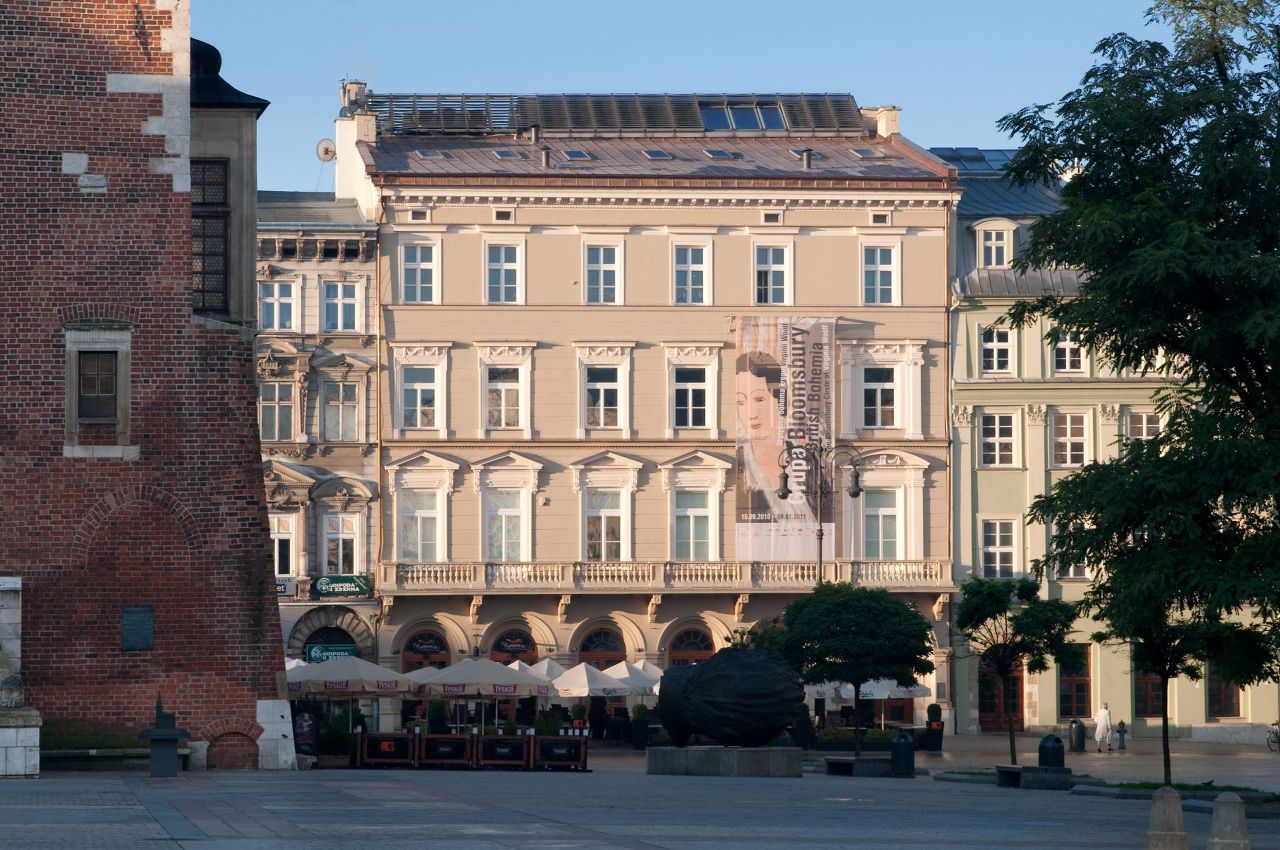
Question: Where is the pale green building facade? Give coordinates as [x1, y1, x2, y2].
[937, 148, 1278, 742]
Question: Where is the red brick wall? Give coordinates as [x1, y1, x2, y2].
[0, 2, 283, 740]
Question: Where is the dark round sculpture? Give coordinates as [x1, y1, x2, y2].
[657, 648, 804, 747]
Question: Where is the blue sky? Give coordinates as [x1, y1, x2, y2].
[194, 0, 1165, 191]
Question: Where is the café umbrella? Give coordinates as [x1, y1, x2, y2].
[552, 663, 635, 698]
[528, 658, 568, 681]
[410, 659, 551, 732]
[839, 679, 932, 729]
[285, 655, 414, 699]
[507, 660, 552, 683]
[602, 661, 658, 696]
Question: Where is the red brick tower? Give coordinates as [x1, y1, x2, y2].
[0, 1, 292, 769]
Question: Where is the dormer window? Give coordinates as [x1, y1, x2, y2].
[978, 228, 1012, 269]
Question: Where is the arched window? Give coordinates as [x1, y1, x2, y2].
[578, 627, 625, 669]
[489, 628, 538, 663]
[668, 628, 714, 666]
[401, 630, 451, 672]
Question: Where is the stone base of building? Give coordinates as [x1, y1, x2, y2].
[646, 746, 801, 777]
[256, 699, 297, 770]
[1187, 723, 1268, 745]
[0, 708, 41, 778]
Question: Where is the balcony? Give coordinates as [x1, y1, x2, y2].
[383, 560, 953, 595]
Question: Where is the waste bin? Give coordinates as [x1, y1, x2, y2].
[890, 729, 915, 777]
[1067, 718, 1086, 752]
[1038, 734, 1065, 769]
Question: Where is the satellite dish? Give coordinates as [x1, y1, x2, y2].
[315, 138, 336, 162]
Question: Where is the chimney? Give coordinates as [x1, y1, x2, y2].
[540, 146, 551, 169]
[530, 124, 541, 144]
[800, 148, 812, 171]
[341, 80, 367, 111]
[860, 105, 901, 138]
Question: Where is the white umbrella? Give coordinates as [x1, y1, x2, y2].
[284, 657, 308, 670]
[804, 681, 848, 700]
[632, 659, 665, 679]
[409, 658, 551, 698]
[842, 680, 931, 701]
[528, 658, 567, 681]
[602, 661, 658, 695]
[552, 663, 635, 698]
[285, 655, 413, 698]
[507, 659, 551, 683]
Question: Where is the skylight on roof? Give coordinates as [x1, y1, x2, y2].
[493, 149, 524, 160]
[563, 150, 593, 161]
[850, 147, 883, 159]
[789, 148, 820, 159]
[699, 101, 787, 132]
[643, 149, 673, 161]
[413, 149, 447, 159]
[704, 149, 735, 161]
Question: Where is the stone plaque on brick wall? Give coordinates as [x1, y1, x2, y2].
[121, 606, 155, 652]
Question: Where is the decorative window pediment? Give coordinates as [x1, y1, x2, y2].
[262, 459, 319, 509]
[311, 475, 376, 512]
[312, 352, 373, 380]
[570, 451, 643, 493]
[659, 450, 731, 492]
[471, 450, 543, 493]
[386, 449, 462, 495]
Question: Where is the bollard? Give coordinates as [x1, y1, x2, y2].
[138, 695, 190, 778]
[1146, 787, 1188, 850]
[1037, 734, 1065, 769]
[1206, 792, 1250, 850]
[889, 729, 915, 777]
[1116, 720, 1128, 751]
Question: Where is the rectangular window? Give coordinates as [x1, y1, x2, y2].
[673, 367, 707, 428]
[486, 244, 520, 303]
[1058, 645, 1091, 719]
[323, 381, 359, 441]
[1128, 412, 1160, 441]
[77, 351, 118, 421]
[981, 519, 1016, 577]
[863, 246, 896, 305]
[674, 490, 710, 561]
[674, 246, 707, 304]
[1207, 665, 1242, 719]
[259, 281, 294, 330]
[258, 382, 294, 441]
[192, 159, 228, 313]
[401, 366, 436, 429]
[980, 413, 1015, 466]
[1053, 333, 1084, 373]
[485, 489, 522, 562]
[323, 514, 357, 575]
[862, 366, 895, 428]
[322, 281, 357, 331]
[1052, 413, 1087, 467]
[585, 245, 620, 304]
[398, 490, 439, 562]
[863, 490, 898, 560]
[402, 244, 436, 303]
[754, 246, 787, 305]
[486, 367, 521, 429]
[980, 229, 1009, 268]
[585, 366, 619, 428]
[270, 514, 294, 576]
[981, 328, 1011, 373]
[1134, 670, 1165, 718]
[585, 489, 622, 561]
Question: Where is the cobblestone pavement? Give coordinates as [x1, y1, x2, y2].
[0, 738, 1276, 850]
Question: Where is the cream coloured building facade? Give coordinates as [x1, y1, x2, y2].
[282, 89, 964, 728]
[940, 148, 1279, 741]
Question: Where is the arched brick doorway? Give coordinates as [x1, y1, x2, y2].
[667, 627, 714, 666]
[207, 732, 257, 769]
[401, 630, 451, 673]
[578, 627, 625, 669]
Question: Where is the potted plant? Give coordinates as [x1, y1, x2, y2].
[316, 705, 363, 768]
[630, 704, 650, 750]
[920, 703, 945, 751]
[570, 703, 587, 733]
[534, 710, 561, 737]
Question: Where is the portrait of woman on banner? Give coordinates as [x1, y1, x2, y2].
[734, 350, 817, 527]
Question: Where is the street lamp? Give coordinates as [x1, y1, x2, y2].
[775, 436, 863, 575]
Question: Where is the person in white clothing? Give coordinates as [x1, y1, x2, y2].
[1093, 703, 1113, 752]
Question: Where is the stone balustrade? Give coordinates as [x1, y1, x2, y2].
[383, 560, 953, 594]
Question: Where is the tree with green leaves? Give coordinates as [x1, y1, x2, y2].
[955, 577, 1082, 765]
[778, 583, 934, 756]
[995, 0, 1280, 779]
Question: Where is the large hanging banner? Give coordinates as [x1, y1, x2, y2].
[735, 316, 836, 561]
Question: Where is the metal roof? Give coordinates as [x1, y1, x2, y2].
[364, 135, 943, 181]
[256, 191, 372, 229]
[959, 267, 1083, 299]
[929, 147, 1062, 218]
[929, 147, 1016, 172]
[366, 93, 867, 137]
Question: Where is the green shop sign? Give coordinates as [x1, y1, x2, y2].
[305, 644, 359, 663]
[314, 575, 371, 597]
